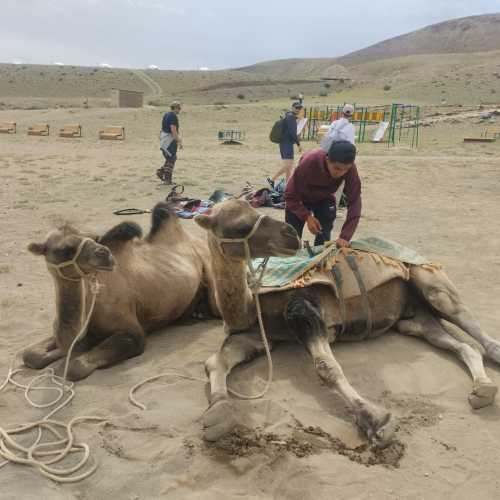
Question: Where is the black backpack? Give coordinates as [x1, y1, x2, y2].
[269, 115, 287, 143]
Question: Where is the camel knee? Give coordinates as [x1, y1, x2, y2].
[22, 348, 48, 369]
[205, 353, 226, 376]
[315, 358, 341, 386]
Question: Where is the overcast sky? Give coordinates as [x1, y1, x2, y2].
[1, 0, 499, 69]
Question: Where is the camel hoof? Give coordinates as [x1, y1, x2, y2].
[469, 382, 498, 409]
[356, 405, 395, 449]
[65, 358, 96, 381]
[203, 399, 237, 442]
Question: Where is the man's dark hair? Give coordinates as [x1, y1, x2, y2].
[328, 140, 356, 164]
[170, 101, 181, 110]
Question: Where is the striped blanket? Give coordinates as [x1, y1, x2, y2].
[253, 236, 429, 289]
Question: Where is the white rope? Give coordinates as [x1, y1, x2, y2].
[0, 275, 109, 483]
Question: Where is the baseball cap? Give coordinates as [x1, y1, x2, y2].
[328, 140, 356, 164]
[342, 104, 354, 116]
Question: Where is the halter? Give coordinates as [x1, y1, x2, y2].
[47, 237, 96, 281]
[214, 214, 267, 278]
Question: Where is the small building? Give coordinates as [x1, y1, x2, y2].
[110, 89, 144, 108]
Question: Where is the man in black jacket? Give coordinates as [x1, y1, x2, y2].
[269, 102, 303, 184]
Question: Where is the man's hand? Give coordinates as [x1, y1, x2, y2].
[177, 138, 183, 149]
[336, 238, 350, 248]
[306, 215, 322, 235]
[297, 144, 303, 154]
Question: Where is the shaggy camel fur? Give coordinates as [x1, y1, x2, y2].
[24, 202, 218, 380]
[195, 199, 500, 447]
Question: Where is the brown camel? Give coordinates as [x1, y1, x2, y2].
[24, 202, 218, 381]
[194, 199, 500, 447]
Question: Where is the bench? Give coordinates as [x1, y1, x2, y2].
[483, 125, 500, 140]
[99, 126, 125, 140]
[28, 123, 50, 136]
[464, 124, 500, 143]
[59, 123, 82, 138]
[0, 122, 16, 134]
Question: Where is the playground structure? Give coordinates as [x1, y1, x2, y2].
[217, 129, 245, 145]
[302, 103, 420, 148]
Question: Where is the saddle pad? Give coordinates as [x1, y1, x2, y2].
[253, 236, 429, 289]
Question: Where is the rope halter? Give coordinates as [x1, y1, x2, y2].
[47, 237, 96, 282]
[215, 214, 268, 279]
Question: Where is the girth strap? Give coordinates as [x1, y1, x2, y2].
[330, 263, 347, 337]
[345, 254, 373, 340]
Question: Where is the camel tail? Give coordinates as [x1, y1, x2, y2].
[147, 202, 177, 240]
[99, 221, 143, 249]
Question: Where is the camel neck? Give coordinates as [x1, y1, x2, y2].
[52, 272, 89, 352]
[208, 236, 256, 333]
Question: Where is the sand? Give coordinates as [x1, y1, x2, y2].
[1, 102, 500, 499]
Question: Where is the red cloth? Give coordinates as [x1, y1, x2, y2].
[284, 148, 362, 241]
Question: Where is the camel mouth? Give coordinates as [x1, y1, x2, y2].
[97, 263, 115, 272]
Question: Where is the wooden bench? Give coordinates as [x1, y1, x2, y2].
[99, 126, 125, 140]
[483, 125, 500, 140]
[59, 123, 82, 138]
[28, 123, 50, 136]
[0, 122, 16, 134]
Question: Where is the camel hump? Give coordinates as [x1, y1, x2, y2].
[99, 221, 143, 249]
[147, 202, 177, 239]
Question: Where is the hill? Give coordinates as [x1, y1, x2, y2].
[237, 13, 500, 78]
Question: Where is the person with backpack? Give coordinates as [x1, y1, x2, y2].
[320, 103, 356, 152]
[284, 140, 361, 247]
[157, 101, 183, 185]
[268, 102, 303, 184]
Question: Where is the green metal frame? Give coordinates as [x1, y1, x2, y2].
[302, 102, 420, 148]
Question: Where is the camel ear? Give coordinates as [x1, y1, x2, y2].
[194, 213, 216, 230]
[28, 242, 46, 256]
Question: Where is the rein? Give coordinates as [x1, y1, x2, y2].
[0, 240, 105, 482]
[213, 214, 274, 400]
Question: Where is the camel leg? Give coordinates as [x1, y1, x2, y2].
[285, 295, 394, 448]
[397, 310, 497, 409]
[65, 329, 145, 381]
[203, 331, 271, 441]
[410, 266, 500, 365]
[22, 336, 64, 369]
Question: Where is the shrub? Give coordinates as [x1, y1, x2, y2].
[319, 90, 328, 97]
[323, 82, 331, 89]
[383, 84, 391, 91]
[237, 93, 245, 100]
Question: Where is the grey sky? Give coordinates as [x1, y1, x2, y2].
[1, 0, 499, 69]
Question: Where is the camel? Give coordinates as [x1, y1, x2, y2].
[194, 199, 500, 447]
[24, 202, 218, 381]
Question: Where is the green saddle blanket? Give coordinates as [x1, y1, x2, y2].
[253, 236, 428, 289]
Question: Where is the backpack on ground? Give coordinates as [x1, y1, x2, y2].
[269, 116, 286, 143]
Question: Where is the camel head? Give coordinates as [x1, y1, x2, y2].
[194, 199, 300, 260]
[28, 225, 116, 280]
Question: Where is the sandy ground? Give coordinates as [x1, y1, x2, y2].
[1, 103, 500, 499]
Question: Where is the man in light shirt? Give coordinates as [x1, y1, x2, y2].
[320, 103, 356, 151]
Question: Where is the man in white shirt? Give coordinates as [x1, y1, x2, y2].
[320, 103, 356, 151]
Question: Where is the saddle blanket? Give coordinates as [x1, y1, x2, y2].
[252, 236, 430, 289]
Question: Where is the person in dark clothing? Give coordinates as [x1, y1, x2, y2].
[284, 140, 361, 247]
[269, 102, 303, 184]
[157, 101, 182, 184]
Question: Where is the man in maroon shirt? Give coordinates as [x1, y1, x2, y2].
[284, 140, 361, 247]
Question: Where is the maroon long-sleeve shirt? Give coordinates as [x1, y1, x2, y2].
[284, 148, 362, 241]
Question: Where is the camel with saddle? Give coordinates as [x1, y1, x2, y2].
[195, 199, 500, 447]
[24, 202, 218, 380]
